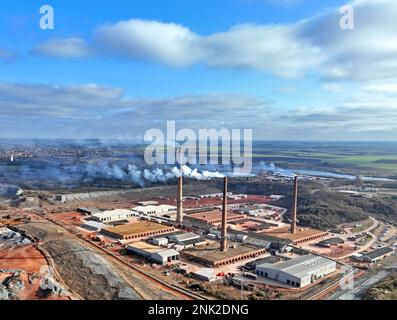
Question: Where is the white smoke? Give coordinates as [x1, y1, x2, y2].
[85, 162, 226, 187]
[181, 165, 225, 180]
[259, 162, 296, 177]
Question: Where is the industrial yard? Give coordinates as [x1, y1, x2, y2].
[3, 169, 395, 301]
[1, 142, 397, 301]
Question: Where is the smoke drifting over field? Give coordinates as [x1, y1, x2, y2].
[258, 162, 296, 177]
[0, 157, 228, 190]
[86, 162, 225, 187]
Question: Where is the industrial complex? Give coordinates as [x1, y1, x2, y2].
[44, 173, 387, 295]
[5, 167, 395, 301]
[57, 173, 366, 293]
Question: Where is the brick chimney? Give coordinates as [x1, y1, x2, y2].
[291, 176, 298, 234]
[176, 175, 183, 224]
[221, 176, 228, 252]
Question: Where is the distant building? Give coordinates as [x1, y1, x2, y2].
[77, 207, 102, 215]
[151, 237, 169, 246]
[132, 205, 177, 216]
[256, 255, 336, 288]
[54, 195, 66, 203]
[239, 207, 266, 216]
[228, 194, 248, 200]
[127, 241, 179, 265]
[191, 268, 217, 282]
[183, 243, 267, 268]
[261, 226, 328, 246]
[184, 210, 245, 228]
[137, 201, 159, 206]
[168, 232, 201, 244]
[101, 221, 175, 241]
[360, 247, 395, 263]
[81, 220, 106, 232]
[199, 193, 229, 199]
[91, 209, 137, 223]
[316, 237, 345, 248]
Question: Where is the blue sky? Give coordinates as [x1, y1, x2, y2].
[0, 0, 396, 141]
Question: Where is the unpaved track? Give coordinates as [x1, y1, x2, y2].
[18, 221, 144, 300]
[19, 214, 201, 300]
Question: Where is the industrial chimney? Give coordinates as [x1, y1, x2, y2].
[176, 148, 183, 224]
[221, 176, 228, 252]
[176, 175, 183, 224]
[291, 176, 298, 234]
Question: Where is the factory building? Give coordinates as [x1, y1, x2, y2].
[191, 268, 217, 282]
[127, 242, 180, 265]
[256, 255, 337, 288]
[132, 205, 177, 216]
[168, 232, 201, 244]
[137, 201, 159, 206]
[228, 194, 248, 200]
[151, 237, 169, 246]
[199, 193, 231, 199]
[261, 226, 328, 245]
[101, 221, 175, 240]
[77, 207, 102, 215]
[316, 237, 345, 248]
[184, 210, 245, 228]
[81, 220, 106, 232]
[360, 247, 395, 264]
[183, 243, 267, 267]
[91, 209, 137, 223]
[259, 176, 327, 245]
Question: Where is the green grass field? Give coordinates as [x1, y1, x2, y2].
[251, 151, 397, 172]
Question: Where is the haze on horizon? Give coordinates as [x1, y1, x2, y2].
[0, 0, 397, 141]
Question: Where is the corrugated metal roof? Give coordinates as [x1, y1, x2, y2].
[258, 255, 335, 278]
[153, 249, 179, 258]
[364, 247, 394, 260]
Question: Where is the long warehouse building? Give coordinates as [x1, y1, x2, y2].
[101, 221, 175, 240]
[256, 255, 337, 288]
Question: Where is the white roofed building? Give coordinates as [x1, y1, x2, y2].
[132, 204, 177, 216]
[127, 241, 179, 265]
[256, 255, 336, 288]
[91, 209, 137, 223]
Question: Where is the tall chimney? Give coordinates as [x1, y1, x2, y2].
[221, 176, 228, 252]
[291, 176, 298, 234]
[176, 148, 183, 224]
[176, 175, 183, 224]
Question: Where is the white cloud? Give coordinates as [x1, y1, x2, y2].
[280, 84, 397, 136]
[32, 37, 91, 59]
[93, 19, 324, 77]
[94, 20, 204, 66]
[200, 24, 324, 77]
[322, 83, 344, 93]
[303, 0, 397, 81]
[273, 86, 297, 94]
[31, 0, 397, 81]
[0, 82, 129, 119]
[363, 84, 397, 94]
[1, 80, 396, 140]
[0, 81, 271, 138]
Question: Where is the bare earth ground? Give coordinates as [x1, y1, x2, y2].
[16, 220, 182, 300]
